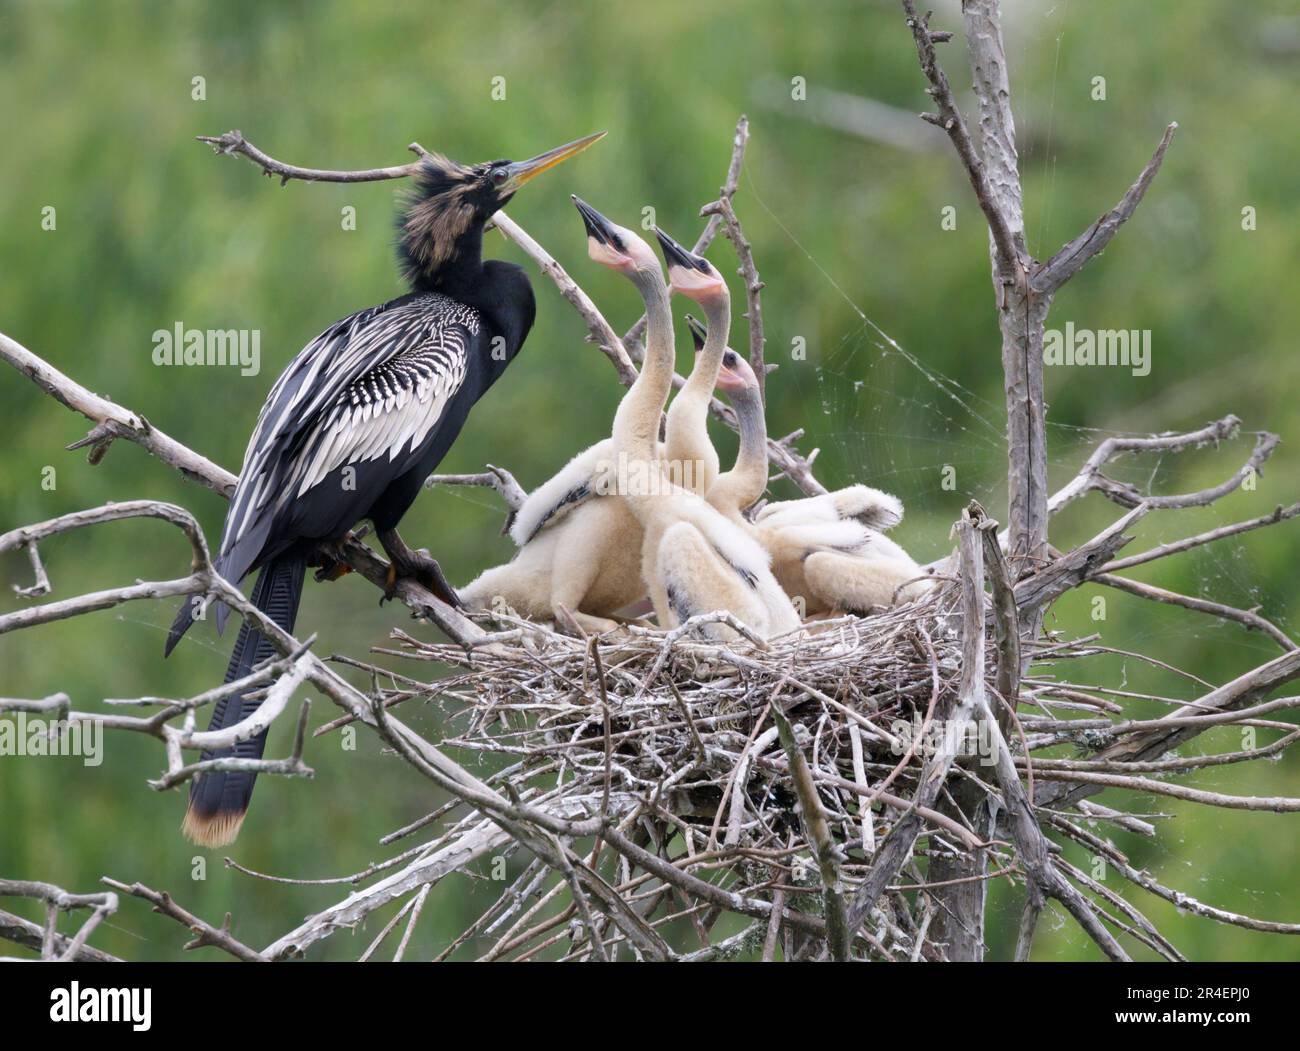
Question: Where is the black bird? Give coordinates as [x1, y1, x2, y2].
[165, 131, 604, 847]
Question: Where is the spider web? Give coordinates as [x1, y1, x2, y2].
[739, 0, 1297, 958]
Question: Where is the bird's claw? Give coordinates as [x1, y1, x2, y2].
[382, 552, 464, 610]
[381, 565, 399, 606]
[313, 556, 353, 583]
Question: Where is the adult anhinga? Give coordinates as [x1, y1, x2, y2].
[165, 131, 604, 847]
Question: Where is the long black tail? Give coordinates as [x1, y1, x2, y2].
[182, 554, 306, 848]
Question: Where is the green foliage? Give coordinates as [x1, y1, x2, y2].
[1, 0, 1296, 960]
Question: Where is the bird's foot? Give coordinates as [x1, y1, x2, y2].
[312, 555, 353, 583]
[308, 540, 355, 583]
[383, 549, 464, 609]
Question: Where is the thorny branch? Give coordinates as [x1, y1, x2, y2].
[699, 116, 767, 401]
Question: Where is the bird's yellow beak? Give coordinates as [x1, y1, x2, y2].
[502, 131, 606, 192]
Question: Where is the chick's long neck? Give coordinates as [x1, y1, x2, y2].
[612, 267, 673, 465]
[672, 291, 732, 427]
[713, 383, 768, 514]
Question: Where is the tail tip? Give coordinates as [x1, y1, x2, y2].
[182, 805, 246, 849]
[163, 607, 192, 659]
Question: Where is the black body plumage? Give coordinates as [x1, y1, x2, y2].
[167, 151, 540, 847]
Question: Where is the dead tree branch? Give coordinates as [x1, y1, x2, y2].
[699, 115, 767, 400]
[0, 906, 120, 963]
[900, 0, 1178, 594]
[102, 878, 268, 961]
[2, 37, 1295, 963]
[0, 879, 119, 962]
[1034, 122, 1180, 294]
[0, 331, 236, 497]
[771, 704, 850, 960]
[198, 121, 824, 496]
[0, 330, 483, 647]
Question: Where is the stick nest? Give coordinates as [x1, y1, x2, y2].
[350, 585, 1093, 959]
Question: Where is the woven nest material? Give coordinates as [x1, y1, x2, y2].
[347, 584, 1098, 959]
[391, 591, 960, 775]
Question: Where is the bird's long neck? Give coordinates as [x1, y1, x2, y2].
[399, 160, 491, 300]
[666, 293, 730, 452]
[677, 294, 730, 406]
[708, 385, 768, 517]
[612, 268, 674, 481]
[411, 226, 487, 301]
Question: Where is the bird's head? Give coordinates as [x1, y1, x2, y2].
[400, 131, 605, 289]
[686, 314, 755, 393]
[717, 350, 758, 394]
[572, 196, 660, 276]
[654, 227, 726, 305]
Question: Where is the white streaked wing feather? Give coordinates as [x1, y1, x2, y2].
[293, 339, 469, 496]
[220, 294, 479, 560]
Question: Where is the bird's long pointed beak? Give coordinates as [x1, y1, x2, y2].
[654, 226, 710, 273]
[571, 195, 620, 246]
[684, 313, 708, 351]
[505, 131, 606, 191]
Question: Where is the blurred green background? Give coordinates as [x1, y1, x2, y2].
[1, 0, 1297, 961]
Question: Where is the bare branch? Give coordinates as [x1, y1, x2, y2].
[950, 510, 1129, 959]
[1083, 429, 1277, 512]
[197, 128, 421, 183]
[1013, 889, 1043, 962]
[103, 878, 267, 961]
[1036, 647, 1300, 809]
[1036, 769, 1300, 812]
[0, 879, 119, 962]
[12, 540, 50, 598]
[962, 0, 1028, 270]
[977, 508, 1021, 712]
[1, 330, 236, 496]
[771, 704, 850, 960]
[1009, 504, 1150, 614]
[1052, 817, 1300, 935]
[1100, 502, 1300, 574]
[426, 463, 528, 535]
[0, 907, 120, 963]
[488, 209, 639, 385]
[198, 124, 825, 496]
[699, 115, 767, 399]
[1091, 570, 1297, 652]
[1044, 414, 1261, 517]
[1034, 123, 1179, 294]
[845, 506, 987, 934]
[425, 464, 526, 512]
[900, 0, 1022, 273]
[620, 114, 749, 352]
[0, 573, 204, 637]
